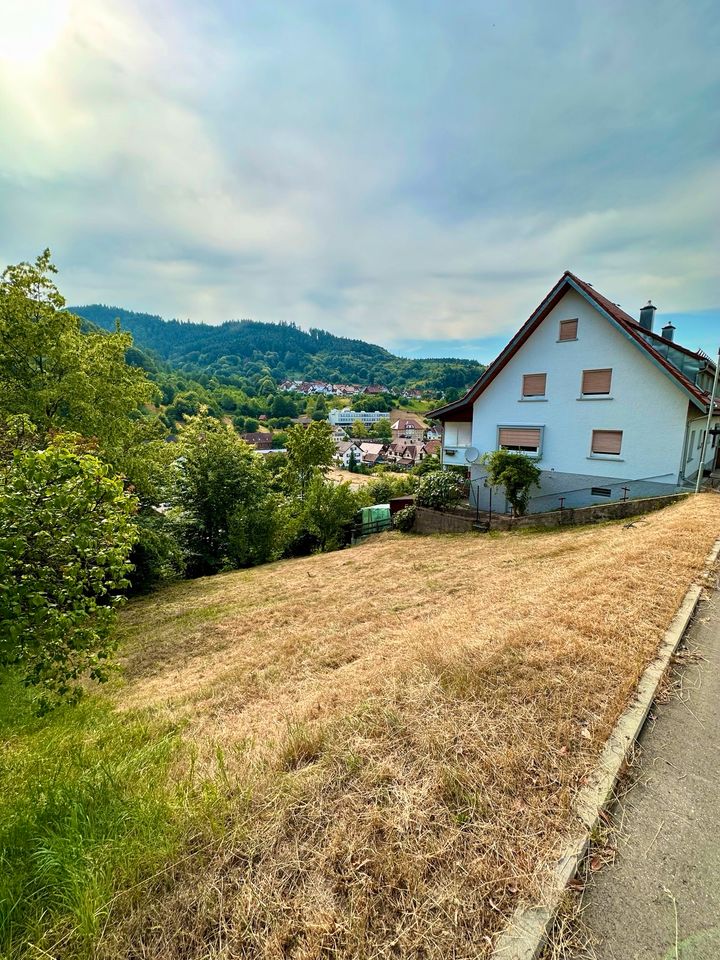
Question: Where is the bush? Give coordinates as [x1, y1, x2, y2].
[481, 450, 541, 516]
[415, 470, 463, 510]
[363, 473, 416, 505]
[392, 505, 416, 532]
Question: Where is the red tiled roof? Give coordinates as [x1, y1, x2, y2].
[429, 271, 714, 420]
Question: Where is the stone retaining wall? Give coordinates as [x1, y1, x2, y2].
[415, 492, 690, 535]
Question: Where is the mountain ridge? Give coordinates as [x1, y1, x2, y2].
[70, 304, 484, 392]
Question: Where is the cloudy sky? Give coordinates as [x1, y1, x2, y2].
[1, 0, 718, 361]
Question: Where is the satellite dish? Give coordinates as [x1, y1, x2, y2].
[464, 446, 481, 464]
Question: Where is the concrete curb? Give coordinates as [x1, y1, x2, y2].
[490, 536, 720, 960]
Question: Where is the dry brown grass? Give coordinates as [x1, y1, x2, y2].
[104, 494, 720, 959]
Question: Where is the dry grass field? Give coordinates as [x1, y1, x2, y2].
[104, 494, 720, 959]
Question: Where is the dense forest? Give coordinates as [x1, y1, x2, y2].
[70, 304, 484, 393]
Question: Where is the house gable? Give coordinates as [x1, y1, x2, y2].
[429, 272, 712, 421]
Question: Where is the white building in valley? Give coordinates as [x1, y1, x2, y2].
[429, 271, 719, 513]
[328, 408, 388, 427]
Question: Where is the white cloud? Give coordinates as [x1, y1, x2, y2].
[0, 0, 717, 351]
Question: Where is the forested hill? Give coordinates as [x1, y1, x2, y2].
[70, 304, 484, 392]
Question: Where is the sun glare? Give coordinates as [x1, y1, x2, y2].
[0, 0, 70, 67]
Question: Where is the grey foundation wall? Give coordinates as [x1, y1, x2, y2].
[469, 467, 682, 514]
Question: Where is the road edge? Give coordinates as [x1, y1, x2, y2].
[490, 535, 720, 960]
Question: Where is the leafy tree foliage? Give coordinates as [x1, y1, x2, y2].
[0, 429, 138, 709]
[371, 418, 392, 440]
[415, 470, 464, 510]
[71, 304, 484, 394]
[0, 251, 153, 475]
[171, 417, 272, 574]
[299, 476, 361, 551]
[481, 450, 541, 516]
[283, 421, 335, 497]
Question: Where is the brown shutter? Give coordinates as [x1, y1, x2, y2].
[582, 368, 612, 394]
[592, 430, 622, 455]
[522, 373, 547, 397]
[499, 427, 542, 448]
[559, 319, 578, 340]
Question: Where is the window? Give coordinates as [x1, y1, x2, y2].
[687, 430, 696, 462]
[591, 487, 612, 497]
[444, 421, 472, 447]
[558, 318, 578, 341]
[698, 430, 705, 449]
[581, 368, 612, 395]
[522, 373, 547, 397]
[591, 430, 623, 455]
[498, 426, 542, 456]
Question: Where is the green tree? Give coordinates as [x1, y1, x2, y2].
[300, 475, 360, 551]
[481, 450, 541, 516]
[311, 395, 328, 421]
[412, 453, 442, 476]
[171, 417, 271, 574]
[0, 428, 138, 709]
[371, 417, 392, 440]
[0, 251, 153, 470]
[347, 446, 359, 472]
[283, 421, 335, 498]
[351, 419, 369, 439]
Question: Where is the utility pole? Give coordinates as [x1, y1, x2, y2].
[695, 347, 720, 494]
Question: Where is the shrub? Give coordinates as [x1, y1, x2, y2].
[415, 471, 463, 510]
[392, 504, 416, 532]
[481, 450, 541, 516]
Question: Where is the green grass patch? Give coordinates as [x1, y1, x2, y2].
[0, 675, 197, 959]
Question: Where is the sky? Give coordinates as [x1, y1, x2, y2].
[0, 0, 718, 363]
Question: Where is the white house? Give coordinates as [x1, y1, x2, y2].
[429, 271, 719, 513]
[333, 440, 363, 469]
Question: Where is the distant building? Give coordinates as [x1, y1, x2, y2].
[334, 440, 363, 469]
[391, 416, 425, 442]
[363, 384, 390, 395]
[328, 408, 388, 427]
[241, 432, 273, 450]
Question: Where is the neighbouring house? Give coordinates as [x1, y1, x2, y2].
[425, 422, 442, 440]
[429, 271, 720, 514]
[292, 415, 314, 428]
[331, 424, 349, 441]
[390, 415, 426, 442]
[385, 438, 428, 468]
[363, 384, 390, 395]
[402, 388, 424, 400]
[334, 440, 363, 469]
[358, 441, 388, 466]
[328, 408, 389, 427]
[423, 439, 441, 458]
[241, 432, 273, 451]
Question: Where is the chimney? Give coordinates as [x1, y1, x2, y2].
[639, 301, 656, 331]
[661, 321, 676, 342]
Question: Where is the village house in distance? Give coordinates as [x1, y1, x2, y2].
[430, 271, 720, 513]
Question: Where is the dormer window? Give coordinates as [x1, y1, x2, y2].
[558, 319, 578, 341]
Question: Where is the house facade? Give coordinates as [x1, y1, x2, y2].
[391, 416, 425, 442]
[430, 272, 719, 513]
[333, 440, 363, 469]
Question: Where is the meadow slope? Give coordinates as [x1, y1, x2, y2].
[5, 495, 720, 960]
[101, 493, 720, 959]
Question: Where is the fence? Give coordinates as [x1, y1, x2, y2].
[468, 475, 691, 518]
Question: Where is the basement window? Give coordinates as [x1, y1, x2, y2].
[590, 487, 612, 497]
